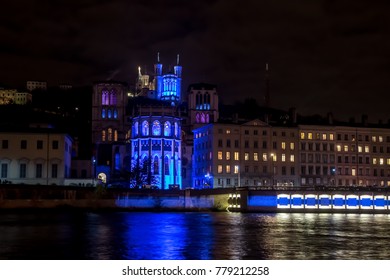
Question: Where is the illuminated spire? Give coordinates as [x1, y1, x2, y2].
[138, 66, 142, 77]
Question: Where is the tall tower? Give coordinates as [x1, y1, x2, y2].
[187, 83, 219, 130]
[154, 52, 163, 100]
[154, 53, 182, 106]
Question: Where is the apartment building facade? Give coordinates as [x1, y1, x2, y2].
[193, 121, 390, 189]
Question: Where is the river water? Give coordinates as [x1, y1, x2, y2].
[1, 211, 390, 260]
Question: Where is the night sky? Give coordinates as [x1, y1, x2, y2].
[1, 0, 389, 121]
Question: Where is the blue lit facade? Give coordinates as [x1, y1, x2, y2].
[130, 114, 182, 189]
[154, 55, 182, 105]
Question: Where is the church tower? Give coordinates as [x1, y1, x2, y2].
[187, 83, 219, 130]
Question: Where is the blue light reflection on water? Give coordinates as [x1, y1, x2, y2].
[2, 211, 390, 259]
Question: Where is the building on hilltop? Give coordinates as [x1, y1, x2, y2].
[0, 89, 32, 105]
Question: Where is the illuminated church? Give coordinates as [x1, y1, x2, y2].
[92, 54, 188, 189]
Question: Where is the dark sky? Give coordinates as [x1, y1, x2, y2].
[1, 0, 390, 122]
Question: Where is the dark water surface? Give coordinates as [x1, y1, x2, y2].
[1, 211, 390, 260]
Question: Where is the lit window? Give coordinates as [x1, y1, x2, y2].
[290, 155, 295, 162]
[262, 153, 268, 161]
[308, 133, 313, 140]
[164, 121, 171, 136]
[358, 146, 362, 153]
[217, 165, 223, 174]
[281, 142, 286, 150]
[365, 146, 369, 153]
[329, 134, 334, 140]
[102, 130, 106, 142]
[282, 154, 286, 162]
[373, 158, 377, 164]
[300, 132, 305, 140]
[290, 143, 295, 150]
[337, 145, 341, 152]
[218, 151, 223, 160]
[226, 152, 231, 160]
[108, 128, 113, 141]
[344, 145, 348, 152]
[387, 159, 390, 165]
[322, 133, 327, 140]
[372, 136, 377, 142]
[114, 130, 118, 141]
[152, 120, 161, 136]
[379, 136, 383, 142]
[254, 153, 259, 161]
[226, 165, 231, 173]
[352, 168, 356, 176]
[234, 152, 239, 161]
[380, 158, 384, 165]
[142, 121, 149, 136]
[271, 154, 277, 161]
[226, 129, 231, 134]
[244, 153, 249, 161]
[234, 165, 239, 174]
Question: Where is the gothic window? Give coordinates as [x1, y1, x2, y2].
[164, 156, 170, 175]
[108, 128, 113, 141]
[153, 156, 159, 174]
[152, 120, 161, 136]
[114, 130, 118, 141]
[102, 108, 106, 118]
[107, 109, 112, 118]
[110, 89, 117, 105]
[113, 109, 118, 119]
[102, 89, 109, 105]
[142, 121, 149, 136]
[196, 113, 200, 123]
[134, 121, 139, 136]
[164, 121, 171, 136]
[201, 113, 206, 123]
[102, 130, 106, 142]
[174, 122, 179, 137]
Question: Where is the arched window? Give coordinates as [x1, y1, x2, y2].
[201, 113, 206, 123]
[107, 109, 112, 118]
[174, 122, 179, 137]
[102, 108, 106, 118]
[108, 128, 113, 141]
[196, 113, 200, 123]
[133, 121, 139, 136]
[114, 130, 118, 141]
[113, 109, 118, 119]
[102, 130, 106, 142]
[142, 121, 149, 136]
[152, 120, 161, 136]
[164, 121, 171, 136]
[110, 89, 117, 105]
[102, 89, 109, 105]
[164, 156, 170, 175]
[153, 156, 159, 175]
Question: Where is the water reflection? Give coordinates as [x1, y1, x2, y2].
[1, 211, 390, 259]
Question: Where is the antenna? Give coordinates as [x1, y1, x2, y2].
[157, 52, 160, 63]
[177, 54, 180, 65]
[265, 63, 270, 108]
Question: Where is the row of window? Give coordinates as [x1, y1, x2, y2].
[301, 132, 390, 143]
[0, 163, 59, 178]
[215, 165, 297, 176]
[101, 108, 118, 119]
[133, 121, 179, 137]
[102, 129, 118, 142]
[218, 129, 296, 138]
[0, 139, 60, 150]
[216, 151, 295, 162]
[101, 89, 117, 106]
